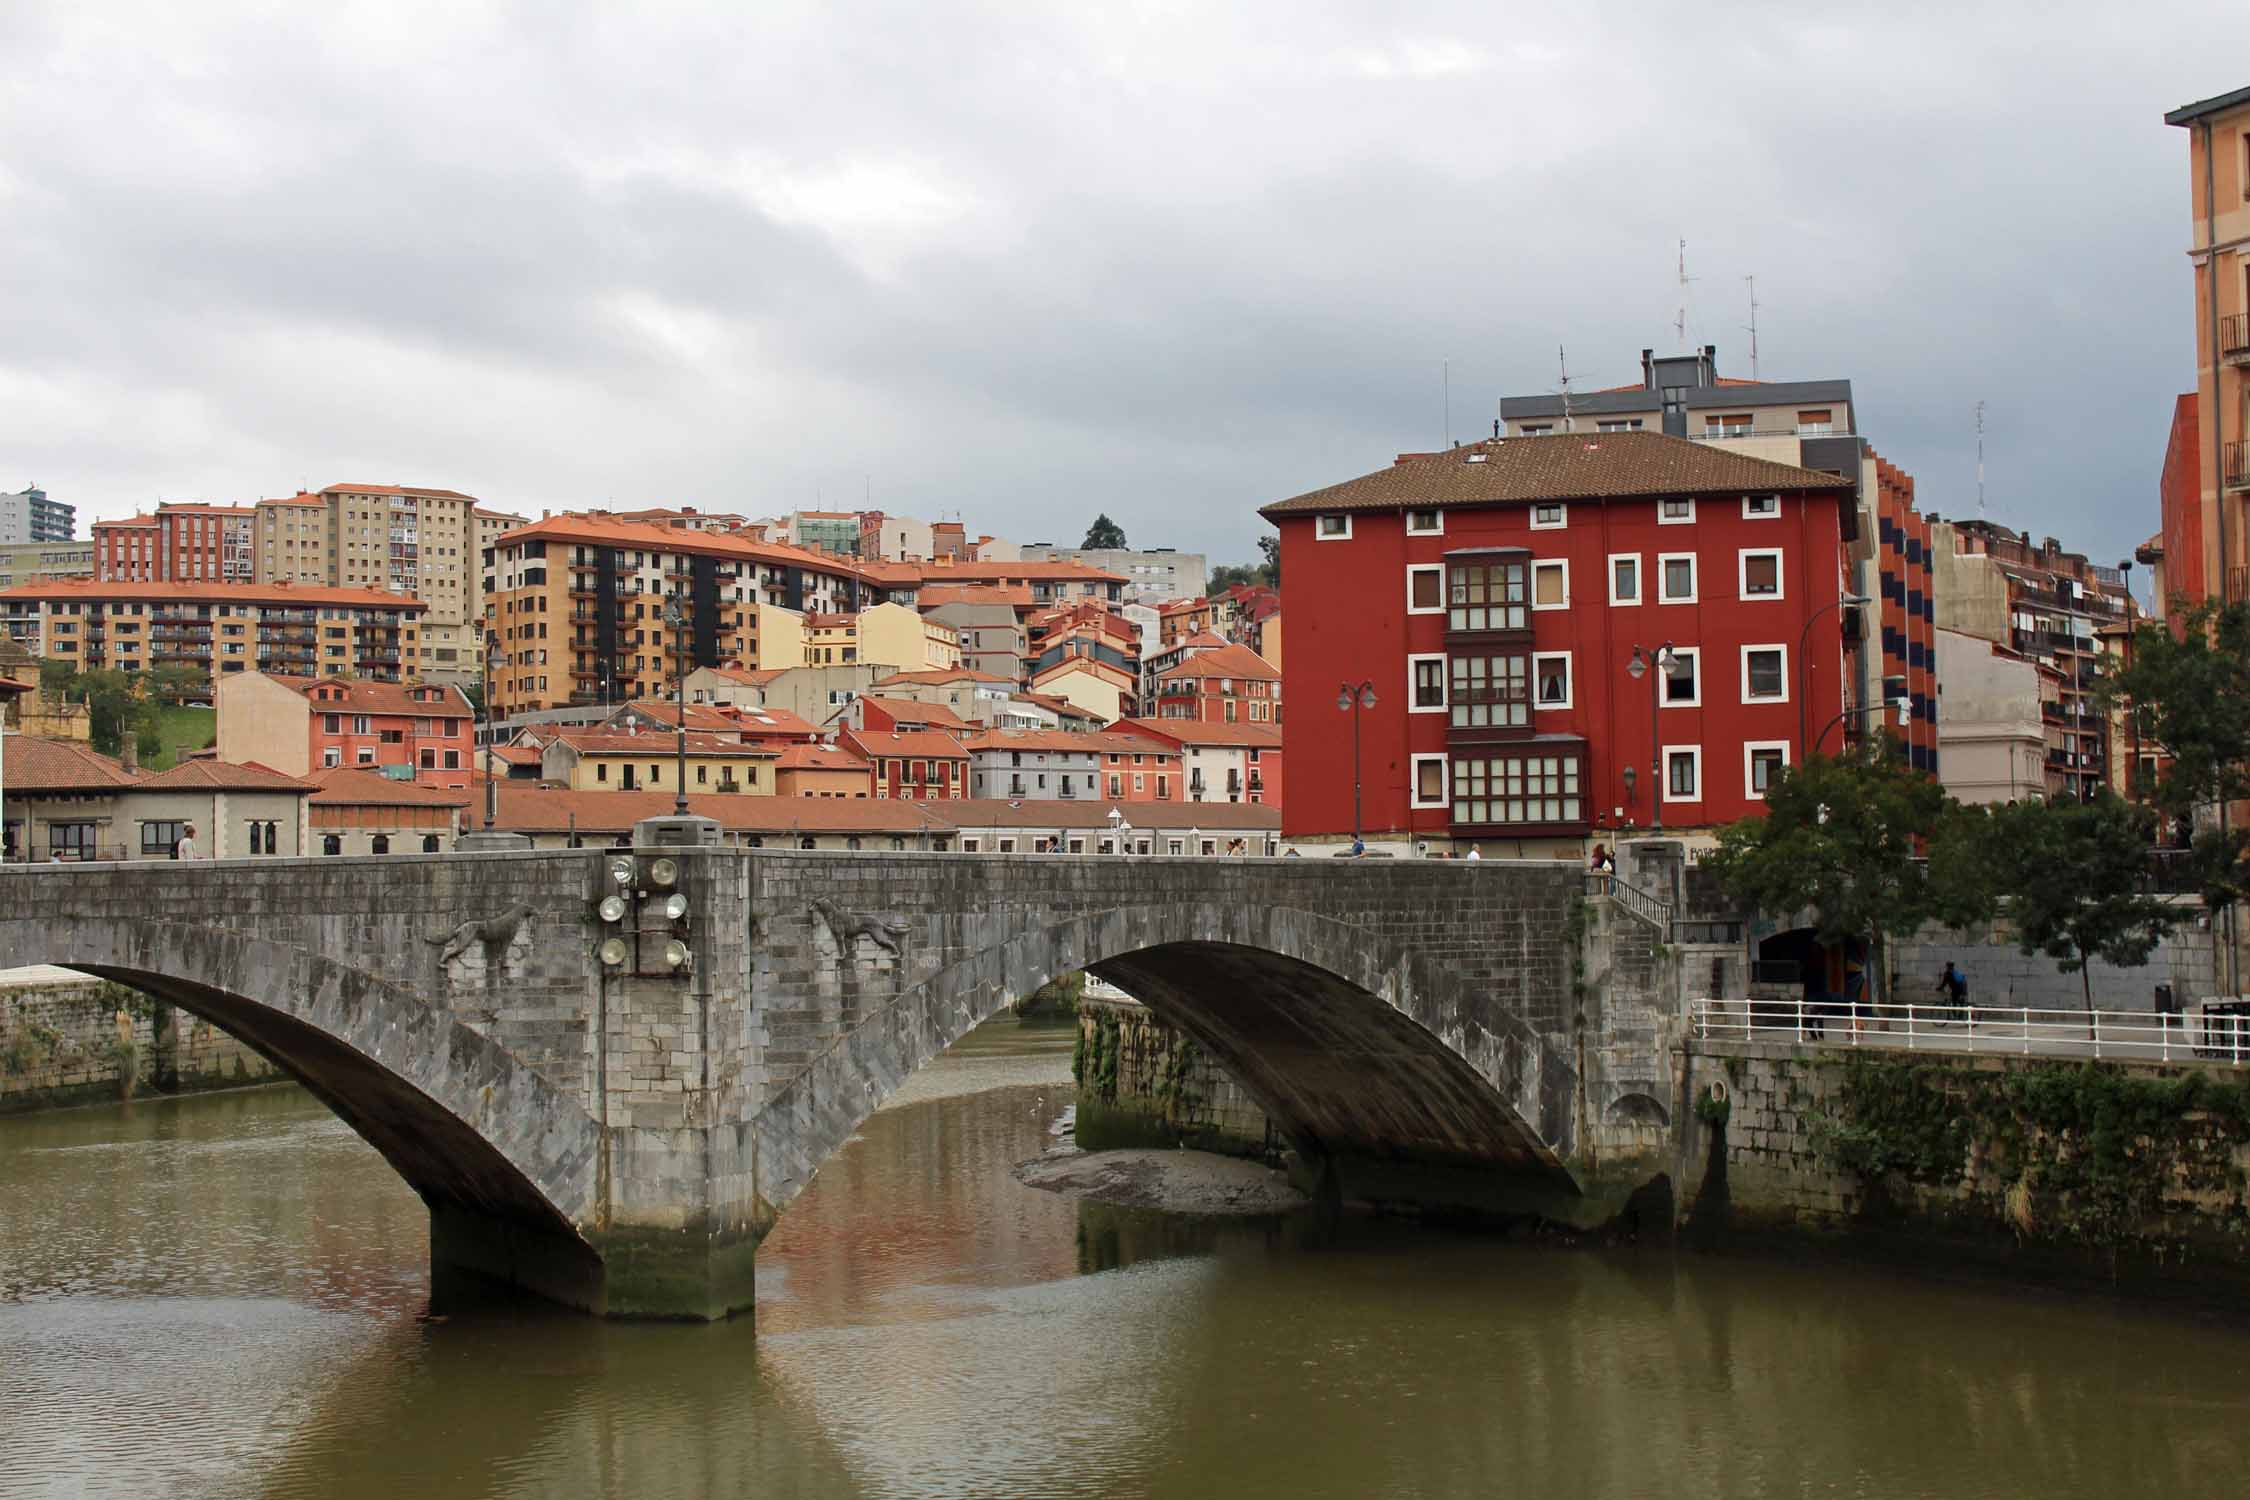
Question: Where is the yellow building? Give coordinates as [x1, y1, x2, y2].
[537, 729, 779, 794]
[0, 579, 425, 683]
[805, 601, 960, 672]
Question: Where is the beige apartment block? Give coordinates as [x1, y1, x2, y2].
[2166, 85, 2250, 602]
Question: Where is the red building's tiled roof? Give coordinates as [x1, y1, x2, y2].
[1157, 642, 1278, 682]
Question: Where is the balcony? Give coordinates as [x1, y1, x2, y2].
[2222, 312, 2250, 366]
[2228, 440, 2250, 493]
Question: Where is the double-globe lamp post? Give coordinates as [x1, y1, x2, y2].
[1337, 680, 1376, 849]
[1625, 643, 1691, 832]
[665, 587, 690, 817]
[481, 631, 501, 832]
[1796, 592, 1871, 759]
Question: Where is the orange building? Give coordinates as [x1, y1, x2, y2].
[0, 578, 423, 682]
[2165, 84, 2250, 604]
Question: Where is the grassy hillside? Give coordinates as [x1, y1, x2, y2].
[149, 706, 215, 771]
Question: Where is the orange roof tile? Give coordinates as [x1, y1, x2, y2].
[288, 676, 474, 715]
[871, 668, 1014, 687]
[305, 767, 473, 806]
[841, 727, 969, 760]
[491, 513, 876, 581]
[139, 759, 315, 792]
[3, 737, 141, 793]
[1157, 642, 1278, 681]
[0, 578, 426, 610]
[857, 696, 975, 731]
[553, 730, 778, 757]
[963, 729, 1104, 754]
[917, 585, 1034, 609]
[774, 743, 871, 771]
[1120, 717, 1285, 749]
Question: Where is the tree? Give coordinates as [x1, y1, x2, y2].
[1985, 794, 2183, 1013]
[146, 663, 210, 706]
[134, 719, 164, 768]
[1257, 533, 1280, 587]
[1082, 513, 1127, 550]
[1206, 563, 1262, 595]
[68, 669, 157, 757]
[1704, 748, 1949, 1000]
[2104, 598, 2250, 910]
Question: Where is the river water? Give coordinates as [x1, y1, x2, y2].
[5, 1016, 2250, 1499]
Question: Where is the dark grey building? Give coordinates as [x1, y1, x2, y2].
[0, 487, 76, 544]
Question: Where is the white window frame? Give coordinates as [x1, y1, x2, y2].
[1529, 502, 1567, 531]
[1406, 653, 1448, 714]
[1316, 513, 1352, 541]
[1738, 547, 1785, 602]
[1532, 651, 1573, 711]
[1405, 563, 1445, 616]
[1744, 740, 1791, 800]
[1657, 552, 1698, 605]
[1405, 508, 1444, 536]
[1608, 552, 1641, 606]
[1659, 497, 1696, 526]
[1743, 493, 1782, 520]
[1662, 744, 1703, 803]
[1531, 558, 1570, 611]
[1409, 753, 1450, 809]
[1659, 646, 1702, 708]
[1740, 643, 1790, 704]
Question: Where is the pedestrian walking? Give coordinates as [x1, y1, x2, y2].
[172, 823, 198, 860]
[1465, 846, 1481, 862]
[1935, 961, 1967, 1018]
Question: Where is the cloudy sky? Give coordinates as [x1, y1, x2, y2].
[3, 3, 2243, 580]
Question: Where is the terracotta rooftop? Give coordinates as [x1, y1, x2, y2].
[857, 696, 974, 732]
[918, 559, 1127, 584]
[305, 767, 472, 806]
[0, 578, 427, 609]
[945, 800, 1280, 832]
[1013, 691, 1103, 720]
[841, 727, 970, 760]
[490, 514, 875, 581]
[774, 743, 871, 771]
[962, 729, 1104, 754]
[917, 585, 1034, 609]
[871, 668, 1014, 687]
[290, 676, 473, 715]
[490, 786, 950, 835]
[1157, 642, 1278, 681]
[138, 759, 314, 793]
[1120, 717, 1285, 749]
[1258, 430, 1857, 518]
[321, 483, 481, 500]
[1093, 728, 1180, 756]
[552, 730, 779, 757]
[3, 737, 142, 794]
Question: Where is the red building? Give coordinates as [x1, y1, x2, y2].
[302, 678, 477, 789]
[1095, 727, 1182, 802]
[1261, 431, 1857, 850]
[1121, 718, 1282, 807]
[2157, 392, 2206, 626]
[1869, 453, 1938, 775]
[1151, 640, 1281, 724]
[839, 726, 969, 799]
[94, 503, 257, 583]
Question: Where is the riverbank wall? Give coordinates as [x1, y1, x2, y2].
[1074, 995, 1279, 1159]
[1676, 1037, 2250, 1298]
[0, 968, 282, 1113]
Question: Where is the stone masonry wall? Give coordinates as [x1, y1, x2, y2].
[1676, 1037, 2250, 1298]
[0, 970, 280, 1112]
[1074, 995, 1276, 1158]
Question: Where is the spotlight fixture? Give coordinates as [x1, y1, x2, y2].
[608, 857, 636, 888]
[598, 895, 628, 924]
[660, 892, 689, 922]
[647, 857, 680, 889]
[598, 937, 629, 967]
[662, 938, 690, 970]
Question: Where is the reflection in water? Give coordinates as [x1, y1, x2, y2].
[4, 1016, 2250, 1498]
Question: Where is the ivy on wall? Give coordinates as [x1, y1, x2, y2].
[1810, 1055, 2250, 1248]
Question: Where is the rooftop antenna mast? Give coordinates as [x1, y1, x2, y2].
[1557, 345, 1577, 433]
[1975, 401, 1987, 520]
[1743, 274, 1761, 380]
[1674, 238, 1696, 350]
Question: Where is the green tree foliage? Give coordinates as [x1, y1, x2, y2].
[144, 663, 211, 705]
[1081, 513, 1128, 550]
[37, 666, 160, 757]
[37, 657, 72, 694]
[1983, 794, 2182, 1011]
[1704, 748, 1949, 963]
[2103, 599, 2250, 909]
[1257, 533, 1280, 587]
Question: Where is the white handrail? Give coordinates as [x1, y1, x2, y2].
[1689, 996, 2250, 1066]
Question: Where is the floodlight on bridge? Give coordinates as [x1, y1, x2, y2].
[598, 895, 628, 924]
[660, 893, 689, 922]
[598, 937, 629, 967]
[662, 938, 691, 971]
[608, 857, 636, 888]
[647, 857, 680, 890]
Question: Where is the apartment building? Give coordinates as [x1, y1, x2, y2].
[94, 504, 257, 583]
[2165, 84, 2250, 604]
[838, 725, 969, 799]
[1095, 727, 1181, 803]
[0, 541, 94, 590]
[1931, 519, 2134, 801]
[856, 511, 936, 561]
[920, 586, 1033, 682]
[215, 671, 476, 788]
[1503, 344, 1937, 772]
[481, 515, 871, 719]
[1152, 640, 1281, 725]
[804, 602, 961, 672]
[0, 579, 424, 682]
[1263, 431, 1856, 849]
[1122, 718, 1282, 806]
[917, 558, 1125, 605]
[1019, 544, 1207, 602]
[963, 729, 1103, 801]
[0, 487, 75, 544]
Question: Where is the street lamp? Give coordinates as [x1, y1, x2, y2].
[1626, 643, 1689, 831]
[1797, 592, 1871, 759]
[1106, 805, 1128, 854]
[663, 587, 689, 817]
[1336, 679, 1376, 850]
[481, 631, 501, 832]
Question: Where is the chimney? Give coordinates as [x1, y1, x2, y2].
[120, 735, 137, 773]
[1640, 348, 1655, 390]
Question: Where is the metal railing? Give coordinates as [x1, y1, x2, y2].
[2228, 440, 2249, 491]
[1583, 872, 1673, 931]
[2220, 311, 2249, 362]
[1692, 996, 2250, 1065]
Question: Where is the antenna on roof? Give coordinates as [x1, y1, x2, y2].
[1743, 274, 1760, 380]
[1675, 239, 1696, 350]
[1556, 346, 1577, 433]
[1975, 401, 1987, 521]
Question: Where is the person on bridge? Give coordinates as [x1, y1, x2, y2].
[1936, 962, 1968, 1018]
[1465, 846, 1481, 862]
[172, 824, 197, 860]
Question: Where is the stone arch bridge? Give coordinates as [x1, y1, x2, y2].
[0, 834, 1674, 1318]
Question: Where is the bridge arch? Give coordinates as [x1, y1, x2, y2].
[2, 913, 606, 1305]
[748, 901, 1582, 1228]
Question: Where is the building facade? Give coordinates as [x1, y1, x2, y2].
[2164, 84, 2250, 604]
[94, 504, 257, 584]
[481, 515, 872, 719]
[963, 729, 1103, 800]
[0, 541, 94, 591]
[1151, 640, 1281, 724]
[0, 580, 424, 683]
[0, 487, 75, 544]
[216, 671, 474, 788]
[1019, 545, 1206, 601]
[1263, 431, 1856, 849]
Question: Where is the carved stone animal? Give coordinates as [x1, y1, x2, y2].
[809, 897, 909, 956]
[426, 902, 536, 967]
